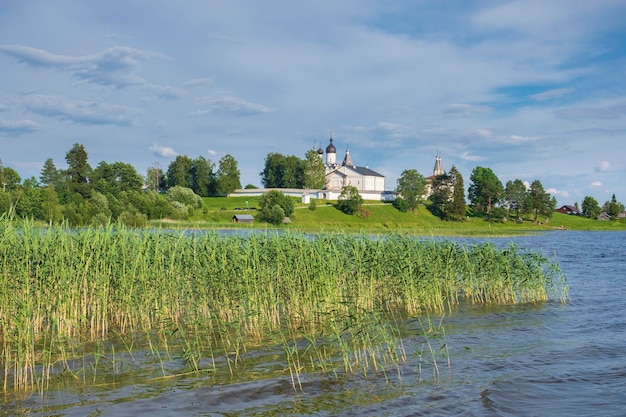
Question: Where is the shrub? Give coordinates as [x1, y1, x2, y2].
[259, 204, 285, 225]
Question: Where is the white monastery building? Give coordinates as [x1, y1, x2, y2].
[316, 133, 387, 201]
[231, 132, 444, 202]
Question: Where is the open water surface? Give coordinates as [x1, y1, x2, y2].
[2, 231, 625, 416]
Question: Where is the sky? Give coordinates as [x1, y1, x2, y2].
[1, 0, 625, 207]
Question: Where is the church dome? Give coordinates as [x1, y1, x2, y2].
[326, 138, 336, 153]
[317, 147, 323, 155]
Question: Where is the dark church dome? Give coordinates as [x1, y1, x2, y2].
[326, 138, 336, 154]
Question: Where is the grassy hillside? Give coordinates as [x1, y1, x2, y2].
[149, 196, 626, 235]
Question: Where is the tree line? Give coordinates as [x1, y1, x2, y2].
[0, 143, 242, 226]
[1, 143, 623, 226]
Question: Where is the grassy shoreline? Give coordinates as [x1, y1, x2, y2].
[146, 197, 626, 236]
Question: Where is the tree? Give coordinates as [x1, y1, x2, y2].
[468, 167, 503, 217]
[215, 154, 241, 195]
[0, 160, 21, 192]
[505, 179, 528, 220]
[91, 161, 143, 196]
[447, 166, 467, 221]
[42, 185, 62, 225]
[260, 153, 304, 188]
[190, 156, 215, 197]
[525, 180, 555, 222]
[166, 155, 194, 189]
[302, 149, 326, 189]
[65, 143, 92, 198]
[166, 186, 203, 209]
[336, 185, 363, 215]
[581, 198, 594, 218]
[603, 194, 624, 218]
[395, 169, 427, 212]
[258, 189, 294, 217]
[146, 163, 166, 192]
[260, 204, 285, 225]
[40, 158, 60, 187]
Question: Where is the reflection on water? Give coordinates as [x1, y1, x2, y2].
[2, 231, 625, 416]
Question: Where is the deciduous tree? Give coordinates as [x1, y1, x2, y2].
[216, 154, 241, 195]
[395, 169, 427, 212]
[336, 185, 363, 215]
[468, 166, 503, 217]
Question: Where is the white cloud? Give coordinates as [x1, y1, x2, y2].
[22, 95, 141, 126]
[460, 151, 482, 162]
[547, 188, 569, 198]
[0, 117, 40, 135]
[444, 104, 493, 116]
[149, 144, 178, 158]
[207, 149, 217, 156]
[591, 181, 602, 187]
[193, 95, 274, 116]
[530, 88, 574, 101]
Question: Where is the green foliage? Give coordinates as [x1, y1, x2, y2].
[190, 156, 216, 197]
[216, 154, 242, 195]
[0, 221, 567, 391]
[39, 158, 60, 187]
[581, 196, 601, 218]
[259, 204, 285, 225]
[392, 197, 409, 212]
[0, 161, 21, 192]
[65, 143, 92, 198]
[603, 194, 625, 219]
[468, 166, 503, 216]
[428, 167, 465, 220]
[505, 179, 528, 219]
[302, 149, 326, 189]
[395, 169, 427, 211]
[336, 185, 363, 215]
[308, 199, 317, 211]
[259, 189, 294, 217]
[167, 186, 203, 209]
[525, 180, 554, 222]
[260, 153, 304, 188]
[166, 155, 194, 189]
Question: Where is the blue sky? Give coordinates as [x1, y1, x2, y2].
[1, 0, 625, 206]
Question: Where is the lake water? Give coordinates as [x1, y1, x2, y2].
[3, 231, 625, 416]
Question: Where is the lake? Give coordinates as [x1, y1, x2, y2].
[3, 231, 625, 416]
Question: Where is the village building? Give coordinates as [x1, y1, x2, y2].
[316, 133, 388, 200]
[556, 205, 581, 215]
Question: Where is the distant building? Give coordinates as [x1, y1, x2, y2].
[556, 205, 581, 215]
[425, 152, 445, 197]
[316, 132, 386, 200]
[232, 214, 254, 224]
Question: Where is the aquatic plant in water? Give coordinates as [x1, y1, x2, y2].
[0, 219, 567, 393]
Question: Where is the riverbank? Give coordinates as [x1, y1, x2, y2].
[147, 197, 626, 236]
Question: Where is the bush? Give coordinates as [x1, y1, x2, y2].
[392, 197, 409, 213]
[336, 186, 363, 215]
[259, 190, 294, 217]
[167, 186, 203, 209]
[308, 199, 317, 211]
[258, 204, 285, 225]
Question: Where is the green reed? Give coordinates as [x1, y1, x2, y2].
[0, 218, 567, 392]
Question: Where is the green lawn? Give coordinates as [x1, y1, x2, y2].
[151, 196, 626, 235]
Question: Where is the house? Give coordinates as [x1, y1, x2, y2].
[232, 214, 254, 224]
[556, 205, 581, 215]
[597, 212, 611, 221]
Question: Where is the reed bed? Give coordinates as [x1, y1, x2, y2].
[0, 219, 567, 393]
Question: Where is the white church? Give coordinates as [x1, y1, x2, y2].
[230, 132, 444, 202]
[315, 133, 389, 201]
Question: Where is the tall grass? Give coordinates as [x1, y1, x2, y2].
[0, 218, 567, 392]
